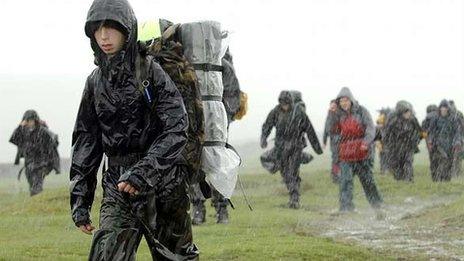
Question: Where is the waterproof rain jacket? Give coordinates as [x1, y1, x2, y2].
[70, 0, 188, 227]
[333, 87, 375, 162]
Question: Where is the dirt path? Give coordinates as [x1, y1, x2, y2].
[305, 196, 464, 260]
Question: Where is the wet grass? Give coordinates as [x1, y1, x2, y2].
[0, 152, 463, 260]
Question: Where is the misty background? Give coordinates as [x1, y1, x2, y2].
[0, 0, 463, 163]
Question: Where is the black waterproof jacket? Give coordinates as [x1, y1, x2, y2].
[70, 0, 188, 226]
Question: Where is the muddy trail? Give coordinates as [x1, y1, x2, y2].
[298, 195, 464, 260]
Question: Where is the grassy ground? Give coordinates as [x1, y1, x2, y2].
[1, 151, 463, 260]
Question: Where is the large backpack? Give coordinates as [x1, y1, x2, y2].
[137, 23, 205, 181]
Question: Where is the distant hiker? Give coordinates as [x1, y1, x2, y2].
[427, 100, 463, 182]
[329, 87, 383, 212]
[375, 108, 392, 175]
[323, 100, 341, 183]
[381, 101, 422, 182]
[70, 0, 198, 259]
[9, 110, 60, 196]
[261, 90, 323, 209]
[422, 104, 439, 178]
[449, 100, 464, 177]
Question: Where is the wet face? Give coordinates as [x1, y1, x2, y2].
[25, 120, 36, 130]
[402, 111, 412, 120]
[94, 24, 126, 57]
[339, 97, 352, 112]
[440, 107, 449, 117]
[329, 101, 337, 112]
[281, 104, 290, 112]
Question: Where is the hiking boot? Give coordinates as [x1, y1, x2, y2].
[216, 207, 229, 224]
[288, 201, 300, 209]
[288, 193, 300, 209]
[192, 204, 206, 225]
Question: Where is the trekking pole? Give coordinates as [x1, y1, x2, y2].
[237, 175, 253, 211]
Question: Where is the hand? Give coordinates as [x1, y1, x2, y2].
[20, 120, 27, 126]
[427, 143, 433, 151]
[79, 224, 95, 235]
[322, 143, 327, 150]
[360, 143, 369, 152]
[118, 182, 139, 196]
[260, 138, 268, 149]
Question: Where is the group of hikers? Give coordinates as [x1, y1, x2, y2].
[261, 86, 463, 214]
[6, 0, 463, 260]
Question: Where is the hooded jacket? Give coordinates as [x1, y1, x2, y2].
[70, 0, 188, 226]
[10, 110, 59, 172]
[333, 87, 375, 162]
[428, 100, 462, 157]
[382, 101, 422, 155]
[262, 91, 322, 155]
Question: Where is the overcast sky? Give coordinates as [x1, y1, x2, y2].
[0, 0, 463, 163]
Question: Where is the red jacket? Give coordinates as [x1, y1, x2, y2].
[337, 115, 369, 162]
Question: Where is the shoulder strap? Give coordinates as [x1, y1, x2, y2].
[135, 53, 155, 106]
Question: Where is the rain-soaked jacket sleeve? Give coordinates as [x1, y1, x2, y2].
[70, 76, 103, 226]
[261, 108, 277, 141]
[360, 106, 376, 145]
[323, 112, 333, 145]
[120, 62, 188, 191]
[301, 111, 323, 155]
[453, 120, 463, 149]
[9, 126, 24, 147]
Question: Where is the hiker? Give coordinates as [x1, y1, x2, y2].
[422, 104, 439, 179]
[260, 90, 323, 209]
[375, 108, 392, 175]
[70, 0, 198, 259]
[190, 47, 247, 225]
[427, 100, 463, 182]
[329, 87, 383, 212]
[323, 100, 341, 183]
[9, 110, 60, 196]
[382, 101, 422, 182]
[449, 100, 464, 177]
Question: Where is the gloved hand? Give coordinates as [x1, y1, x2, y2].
[260, 136, 268, 149]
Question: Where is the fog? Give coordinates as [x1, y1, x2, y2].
[0, 0, 463, 163]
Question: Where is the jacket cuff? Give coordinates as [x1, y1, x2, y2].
[118, 171, 150, 192]
[73, 211, 91, 227]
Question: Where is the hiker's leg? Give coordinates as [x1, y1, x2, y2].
[339, 162, 355, 211]
[404, 153, 414, 182]
[88, 170, 143, 261]
[356, 159, 382, 208]
[152, 174, 199, 260]
[212, 188, 229, 224]
[189, 183, 206, 225]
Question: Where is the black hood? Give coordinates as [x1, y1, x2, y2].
[278, 91, 293, 106]
[426, 104, 438, 114]
[84, 0, 138, 71]
[22, 110, 40, 122]
[395, 100, 413, 115]
[439, 99, 450, 109]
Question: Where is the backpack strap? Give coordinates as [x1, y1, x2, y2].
[192, 63, 223, 72]
[135, 53, 155, 106]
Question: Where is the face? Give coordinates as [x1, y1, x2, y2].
[281, 104, 290, 112]
[339, 97, 352, 111]
[440, 107, 449, 117]
[402, 111, 412, 120]
[329, 101, 337, 112]
[94, 25, 126, 57]
[26, 120, 36, 129]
